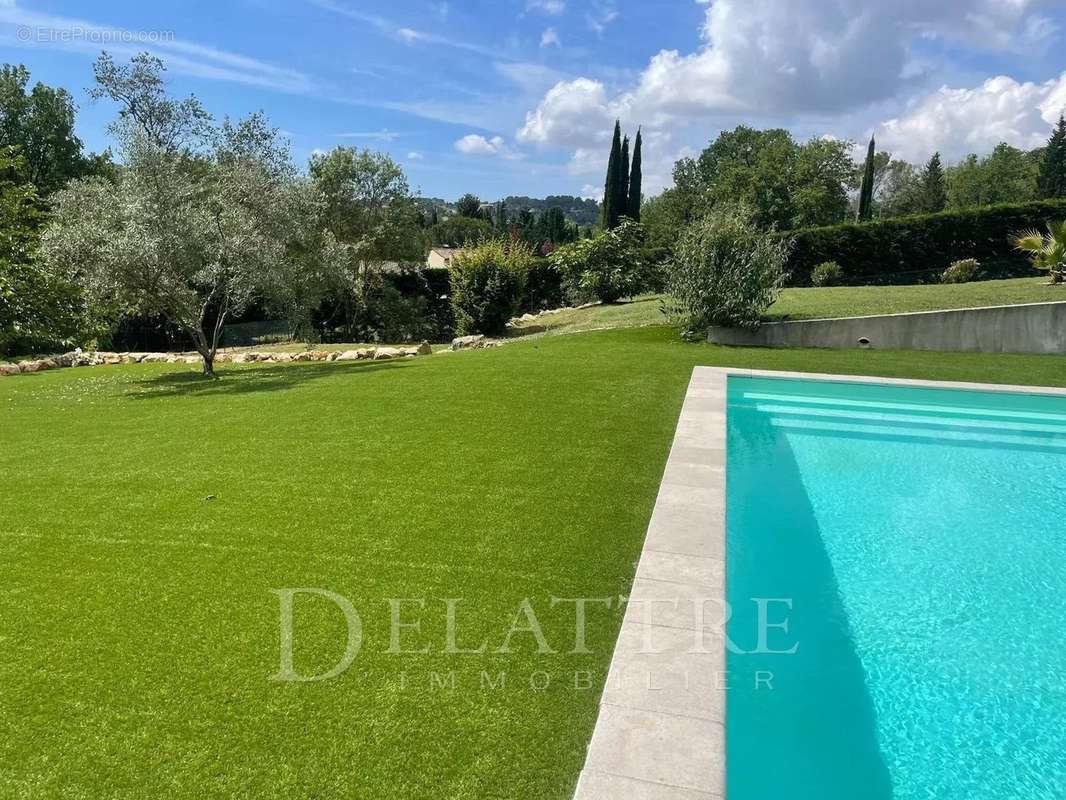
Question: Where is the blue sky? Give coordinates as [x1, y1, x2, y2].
[2, 0, 1066, 201]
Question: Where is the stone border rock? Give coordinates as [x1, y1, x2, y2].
[0, 342, 437, 377]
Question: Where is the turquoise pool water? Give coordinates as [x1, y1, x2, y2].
[726, 376, 1066, 799]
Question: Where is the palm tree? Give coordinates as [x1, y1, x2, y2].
[1013, 221, 1066, 284]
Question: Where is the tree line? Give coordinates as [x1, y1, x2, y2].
[0, 54, 591, 363]
[641, 120, 1066, 250]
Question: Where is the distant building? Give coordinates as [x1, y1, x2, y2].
[427, 247, 463, 269]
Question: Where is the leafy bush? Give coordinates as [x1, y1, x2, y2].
[522, 257, 564, 312]
[549, 219, 644, 304]
[810, 261, 843, 287]
[784, 200, 1066, 286]
[941, 258, 980, 284]
[450, 238, 533, 335]
[666, 208, 792, 331]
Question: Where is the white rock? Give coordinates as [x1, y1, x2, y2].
[0, 363, 21, 376]
[375, 347, 403, 360]
[335, 350, 361, 361]
[451, 334, 485, 351]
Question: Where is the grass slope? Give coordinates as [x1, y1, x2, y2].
[2, 328, 1065, 799]
[509, 277, 1065, 337]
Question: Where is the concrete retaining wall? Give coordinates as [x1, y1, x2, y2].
[708, 301, 1066, 354]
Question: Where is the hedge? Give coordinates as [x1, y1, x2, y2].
[783, 200, 1066, 286]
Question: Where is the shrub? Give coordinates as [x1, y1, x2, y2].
[783, 199, 1066, 286]
[810, 261, 843, 287]
[941, 258, 980, 284]
[666, 208, 792, 331]
[522, 257, 565, 312]
[549, 219, 645, 304]
[450, 238, 533, 336]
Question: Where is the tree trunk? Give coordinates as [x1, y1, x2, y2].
[202, 353, 215, 377]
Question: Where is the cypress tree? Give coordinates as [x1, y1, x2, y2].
[1038, 114, 1066, 199]
[619, 135, 630, 221]
[856, 135, 876, 221]
[919, 152, 947, 213]
[601, 120, 622, 229]
[627, 128, 642, 221]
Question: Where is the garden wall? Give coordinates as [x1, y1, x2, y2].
[707, 301, 1066, 355]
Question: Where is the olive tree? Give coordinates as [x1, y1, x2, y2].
[41, 53, 318, 376]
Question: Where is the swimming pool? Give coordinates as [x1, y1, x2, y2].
[726, 376, 1066, 799]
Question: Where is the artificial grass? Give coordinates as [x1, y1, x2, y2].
[507, 277, 1066, 337]
[2, 327, 1065, 799]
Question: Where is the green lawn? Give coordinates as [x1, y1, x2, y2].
[3, 327, 1066, 799]
[508, 277, 1065, 337]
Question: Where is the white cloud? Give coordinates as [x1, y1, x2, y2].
[581, 184, 603, 201]
[407, 151, 424, 160]
[586, 2, 618, 35]
[397, 27, 424, 44]
[517, 0, 1059, 192]
[526, 0, 565, 15]
[878, 73, 1066, 163]
[494, 62, 563, 93]
[0, 0, 313, 93]
[309, 0, 504, 59]
[335, 129, 402, 142]
[454, 134, 523, 159]
[540, 27, 561, 48]
[518, 78, 614, 149]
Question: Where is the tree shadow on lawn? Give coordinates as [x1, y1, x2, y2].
[126, 359, 411, 400]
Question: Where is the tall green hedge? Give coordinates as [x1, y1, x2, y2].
[783, 200, 1066, 286]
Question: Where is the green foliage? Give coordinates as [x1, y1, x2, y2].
[0, 64, 103, 195]
[1013, 221, 1066, 283]
[856, 137, 876, 221]
[947, 144, 1039, 209]
[431, 215, 494, 246]
[549, 219, 645, 304]
[670, 126, 854, 233]
[455, 193, 483, 219]
[641, 187, 695, 252]
[90, 52, 212, 154]
[0, 147, 86, 356]
[1038, 115, 1066, 200]
[521, 257, 565, 312]
[309, 147, 423, 263]
[784, 200, 1066, 285]
[665, 208, 791, 330]
[941, 258, 980, 284]
[918, 152, 948, 213]
[628, 129, 643, 221]
[811, 261, 843, 287]
[449, 238, 533, 335]
[601, 121, 623, 230]
[873, 158, 925, 218]
[43, 55, 314, 375]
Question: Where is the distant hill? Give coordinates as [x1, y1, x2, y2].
[499, 196, 601, 227]
[416, 195, 601, 227]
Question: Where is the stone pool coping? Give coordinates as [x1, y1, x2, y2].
[572, 367, 1066, 800]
